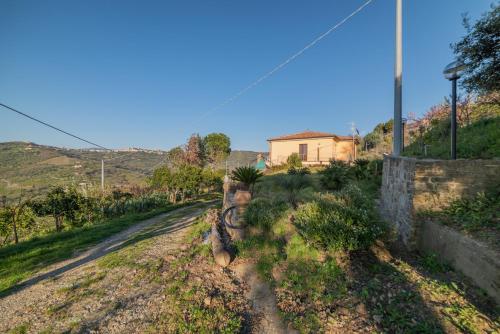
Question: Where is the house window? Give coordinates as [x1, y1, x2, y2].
[299, 144, 308, 161]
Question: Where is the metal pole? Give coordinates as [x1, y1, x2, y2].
[402, 120, 405, 151]
[101, 159, 104, 191]
[393, 0, 403, 156]
[451, 79, 457, 159]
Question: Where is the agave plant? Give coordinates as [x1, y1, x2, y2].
[276, 174, 312, 209]
[231, 166, 263, 193]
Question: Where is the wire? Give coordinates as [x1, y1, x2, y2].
[0, 102, 110, 151]
[196, 0, 374, 122]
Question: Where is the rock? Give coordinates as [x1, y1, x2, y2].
[355, 303, 367, 316]
[203, 297, 212, 307]
[373, 315, 382, 323]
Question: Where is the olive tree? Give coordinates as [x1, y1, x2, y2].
[0, 196, 36, 244]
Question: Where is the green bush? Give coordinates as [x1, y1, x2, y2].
[276, 174, 313, 209]
[294, 186, 382, 251]
[287, 153, 303, 168]
[319, 160, 352, 191]
[244, 197, 289, 233]
[352, 159, 370, 180]
[440, 188, 500, 232]
[287, 166, 311, 175]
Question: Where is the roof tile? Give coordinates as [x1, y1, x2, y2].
[267, 131, 352, 141]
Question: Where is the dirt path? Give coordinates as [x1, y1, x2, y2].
[0, 201, 215, 333]
[233, 261, 297, 334]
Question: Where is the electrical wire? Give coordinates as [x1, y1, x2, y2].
[0, 102, 110, 151]
[195, 0, 374, 122]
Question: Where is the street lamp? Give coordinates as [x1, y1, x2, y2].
[443, 60, 466, 159]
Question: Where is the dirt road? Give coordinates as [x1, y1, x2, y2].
[0, 202, 215, 333]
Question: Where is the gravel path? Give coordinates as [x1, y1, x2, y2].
[0, 201, 215, 333]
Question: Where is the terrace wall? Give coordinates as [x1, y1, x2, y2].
[380, 156, 500, 303]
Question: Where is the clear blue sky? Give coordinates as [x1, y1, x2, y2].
[0, 0, 493, 151]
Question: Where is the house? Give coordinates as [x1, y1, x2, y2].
[267, 131, 358, 166]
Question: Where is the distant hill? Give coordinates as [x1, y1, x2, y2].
[0, 142, 265, 199]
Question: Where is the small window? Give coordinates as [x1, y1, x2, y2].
[299, 144, 308, 161]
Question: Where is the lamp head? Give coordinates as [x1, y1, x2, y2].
[443, 60, 466, 80]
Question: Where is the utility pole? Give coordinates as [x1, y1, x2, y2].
[350, 122, 357, 161]
[101, 159, 104, 192]
[393, 0, 403, 156]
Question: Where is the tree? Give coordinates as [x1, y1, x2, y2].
[0, 196, 35, 244]
[453, 4, 500, 95]
[231, 166, 263, 194]
[185, 134, 204, 166]
[173, 164, 203, 202]
[149, 166, 173, 192]
[37, 187, 81, 232]
[203, 133, 231, 166]
[165, 146, 186, 167]
[202, 168, 223, 192]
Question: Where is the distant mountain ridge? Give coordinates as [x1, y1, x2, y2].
[0, 141, 266, 199]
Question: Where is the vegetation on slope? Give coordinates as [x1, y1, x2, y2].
[235, 162, 498, 333]
[403, 116, 500, 159]
[0, 141, 262, 199]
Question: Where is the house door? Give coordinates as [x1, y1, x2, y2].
[299, 144, 308, 161]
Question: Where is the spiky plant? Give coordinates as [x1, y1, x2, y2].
[276, 174, 312, 209]
[231, 166, 263, 193]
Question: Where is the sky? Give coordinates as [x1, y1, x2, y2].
[0, 0, 494, 152]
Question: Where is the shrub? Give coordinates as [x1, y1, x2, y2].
[367, 159, 383, 177]
[287, 153, 302, 168]
[352, 159, 370, 180]
[440, 188, 500, 232]
[275, 174, 312, 209]
[287, 166, 311, 176]
[319, 160, 352, 191]
[244, 197, 289, 233]
[294, 186, 382, 251]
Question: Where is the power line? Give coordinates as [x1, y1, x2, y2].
[0, 102, 110, 151]
[196, 0, 374, 122]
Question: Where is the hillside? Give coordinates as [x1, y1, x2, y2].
[0, 142, 265, 199]
[403, 117, 500, 159]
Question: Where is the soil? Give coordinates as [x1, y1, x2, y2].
[233, 260, 297, 334]
[0, 202, 220, 333]
[0, 201, 289, 334]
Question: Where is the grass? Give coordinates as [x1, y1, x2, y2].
[417, 189, 500, 250]
[0, 200, 203, 295]
[240, 172, 499, 333]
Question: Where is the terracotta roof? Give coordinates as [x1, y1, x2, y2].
[267, 131, 353, 141]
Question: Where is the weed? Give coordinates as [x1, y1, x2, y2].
[420, 253, 449, 274]
[7, 323, 29, 334]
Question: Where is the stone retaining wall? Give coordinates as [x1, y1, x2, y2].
[380, 156, 500, 304]
[380, 156, 500, 249]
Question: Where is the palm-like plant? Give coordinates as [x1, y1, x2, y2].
[231, 166, 263, 193]
[277, 174, 312, 209]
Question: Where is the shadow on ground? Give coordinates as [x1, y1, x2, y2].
[0, 203, 212, 299]
[348, 243, 498, 333]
